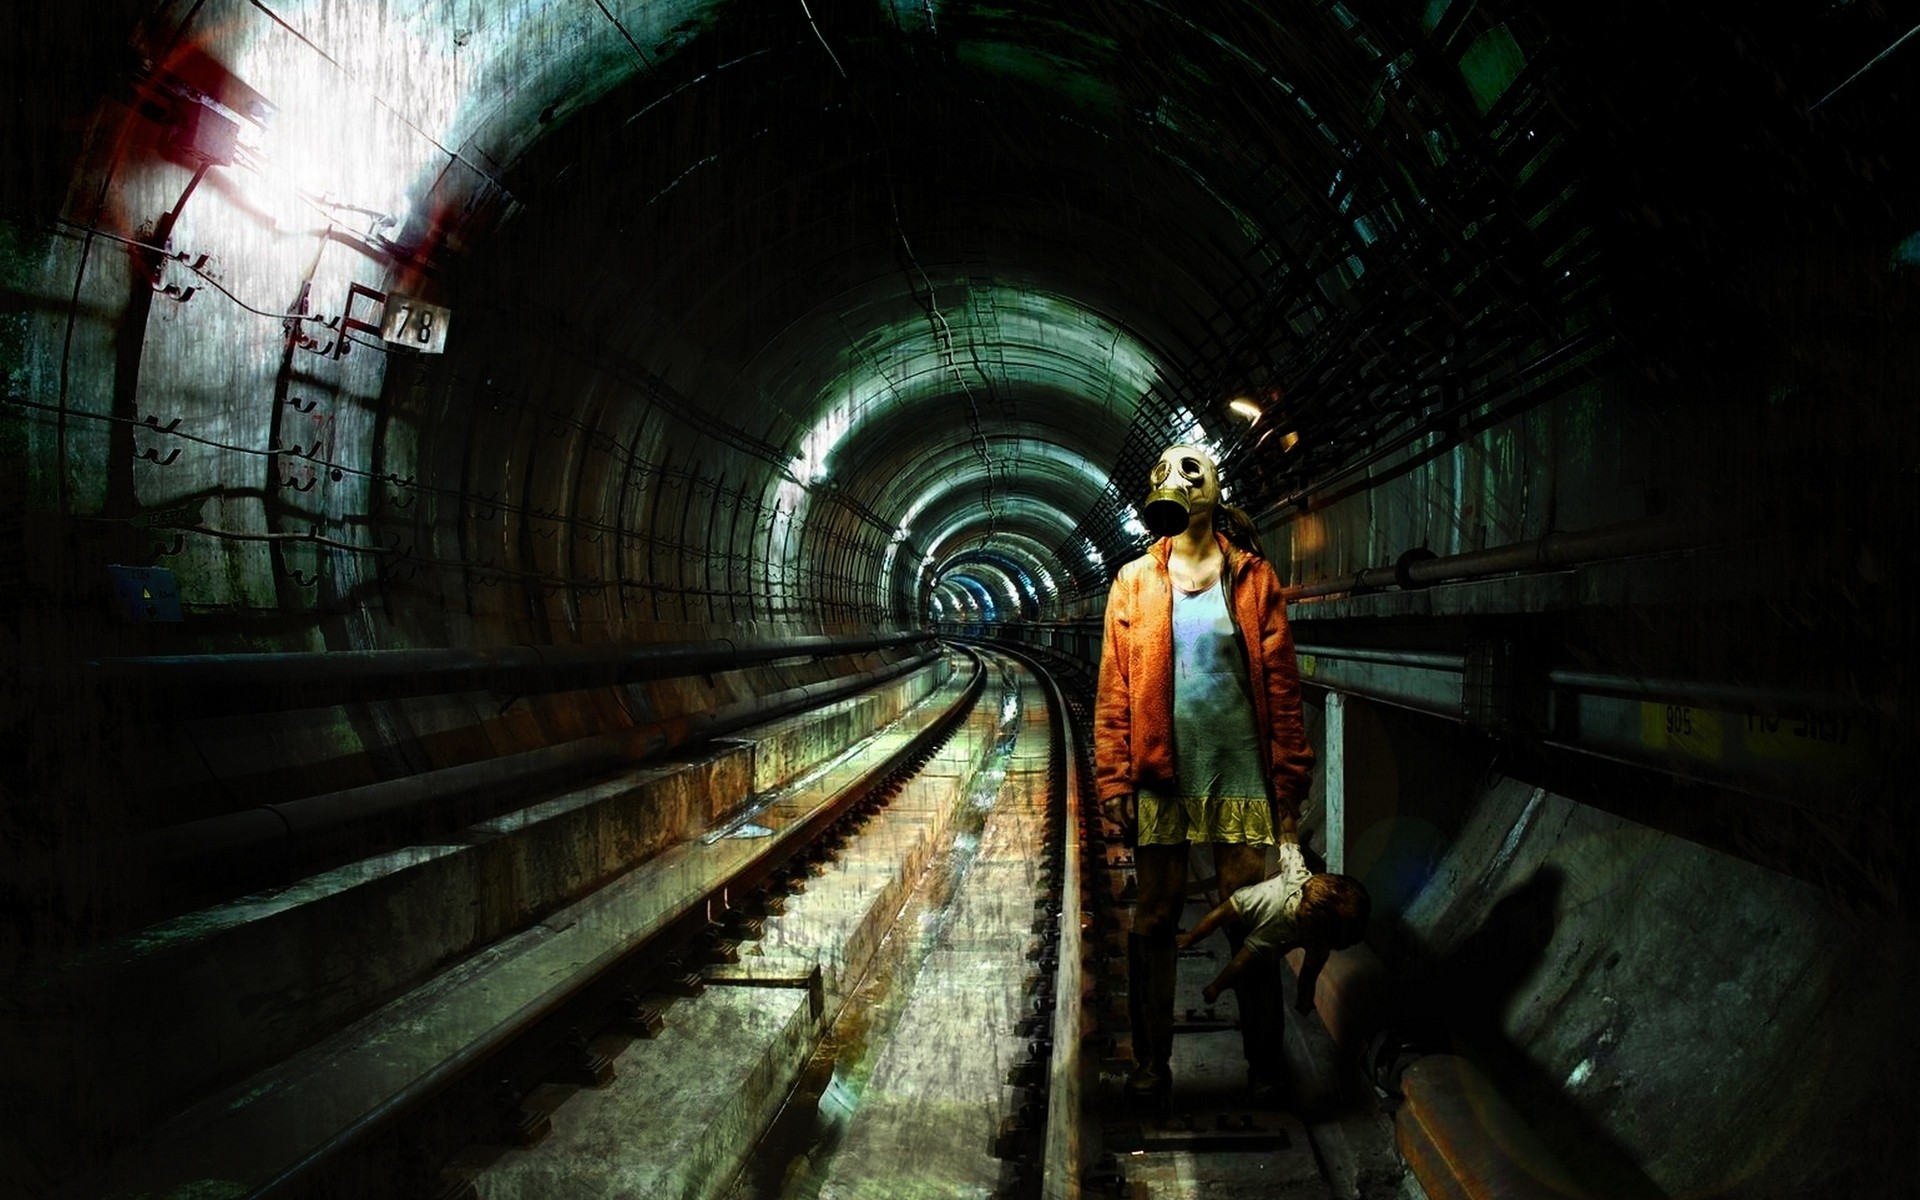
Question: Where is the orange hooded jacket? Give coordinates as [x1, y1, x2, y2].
[1093, 532, 1315, 815]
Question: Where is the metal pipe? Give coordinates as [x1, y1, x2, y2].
[1291, 945, 1584, 1200]
[73, 630, 934, 717]
[134, 650, 945, 876]
[1396, 1055, 1590, 1199]
[1286, 512, 1736, 601]
[1294, 644, 1464, 671]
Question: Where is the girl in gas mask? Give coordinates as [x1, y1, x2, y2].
[1093, 443, 1317, 1107]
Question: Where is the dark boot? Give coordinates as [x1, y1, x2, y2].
[1125, 931, 1176, 1102]
[1227, 929, 1287, 1107]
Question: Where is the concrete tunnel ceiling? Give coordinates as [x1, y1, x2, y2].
[42, 0, 1626, 632]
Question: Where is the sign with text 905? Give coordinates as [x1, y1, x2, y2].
[379, 293, 451, 353]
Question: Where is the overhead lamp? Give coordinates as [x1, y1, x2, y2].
[1229, 397, 1262, 423]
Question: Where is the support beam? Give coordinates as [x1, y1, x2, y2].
[1324, 691, 1347, 873]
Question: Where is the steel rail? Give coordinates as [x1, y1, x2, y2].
[1035, 654, 1087, 1200]
[950, 636, 1088, 1200]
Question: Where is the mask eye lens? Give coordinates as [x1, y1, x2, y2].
[1181, 458, 1203, 481]
[1150, 461, 1170, 485]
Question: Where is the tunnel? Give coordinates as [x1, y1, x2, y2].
[2, 2, 1916, 1197]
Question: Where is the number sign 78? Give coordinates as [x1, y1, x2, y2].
[379, 293, 451, 354]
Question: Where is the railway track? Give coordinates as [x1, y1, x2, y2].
[62, 644, 1400, 1199]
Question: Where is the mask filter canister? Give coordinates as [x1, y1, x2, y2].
[1140, 485, 1192, 537]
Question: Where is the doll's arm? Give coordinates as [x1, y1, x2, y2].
[1293, 944, 1329, 1014]
[1202, 943, 1260, 1004]
[1175, 896, 1239, 951]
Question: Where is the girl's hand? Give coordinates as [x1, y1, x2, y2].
[1104, 792, 1138, 846]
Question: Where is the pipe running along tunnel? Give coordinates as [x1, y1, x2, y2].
[1, 2, 1916, 1198]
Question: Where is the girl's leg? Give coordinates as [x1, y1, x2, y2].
[1127, 842, 1189, 1098]
[1213, 841, 1286, 1104]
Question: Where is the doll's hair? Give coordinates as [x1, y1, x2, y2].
[1297, 873, 1371, 950]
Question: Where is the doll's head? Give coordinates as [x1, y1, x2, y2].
[1296, 872, 1371, 950]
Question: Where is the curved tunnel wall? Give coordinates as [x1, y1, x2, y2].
[3, 2, 1918, 1197]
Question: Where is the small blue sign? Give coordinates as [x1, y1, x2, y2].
[108, 564, 184, 622]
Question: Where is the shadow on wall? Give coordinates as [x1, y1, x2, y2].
[1382, 865, 1669, 1200]
[1409, 865, 1566, 1057]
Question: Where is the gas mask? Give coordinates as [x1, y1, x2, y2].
[1140, 447, 1216, 537]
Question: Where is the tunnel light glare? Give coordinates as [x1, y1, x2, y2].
[897, 490, 940, 535]
[215, 30, 441, 247]
[226, 158, 330, 235]
[793, 401, 853, 487]
[1082, 539, 1104, 568]
[1122, 512, 1148, 539]
[1229, 397, 1262, 423]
